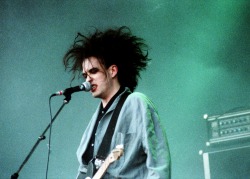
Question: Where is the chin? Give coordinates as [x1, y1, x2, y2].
[91, 91, 100, 98]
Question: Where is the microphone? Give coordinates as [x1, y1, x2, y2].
[51, 81, 91, 97]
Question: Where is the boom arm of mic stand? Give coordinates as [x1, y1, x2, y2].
[11, 98, 69, 179]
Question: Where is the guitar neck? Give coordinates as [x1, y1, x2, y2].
[92, 157, 111, 179]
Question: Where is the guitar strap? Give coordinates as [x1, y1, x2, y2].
[96, 91, 130, 160]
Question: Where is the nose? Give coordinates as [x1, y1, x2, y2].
[86, 74, 92, 82]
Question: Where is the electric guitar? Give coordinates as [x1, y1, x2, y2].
[85, 146, 124, 179]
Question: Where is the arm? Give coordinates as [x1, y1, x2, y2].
[140, 95, 171, 179]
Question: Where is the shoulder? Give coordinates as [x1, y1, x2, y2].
[127, 91, 147, 102]
[121, 88, 155, 109]
[128, 91, 152, 102]
[125, 91, 155, 109]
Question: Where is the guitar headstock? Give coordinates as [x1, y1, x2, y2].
[108, 148, 124, 163]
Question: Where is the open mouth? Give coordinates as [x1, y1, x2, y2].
[91, 84, 97, 92]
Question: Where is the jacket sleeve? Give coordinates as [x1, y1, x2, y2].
[139, 94, 171, 179]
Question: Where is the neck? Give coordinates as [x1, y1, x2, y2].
[101, 83, 121, 107]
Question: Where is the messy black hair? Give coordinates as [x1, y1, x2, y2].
[63, 26, 150, 92]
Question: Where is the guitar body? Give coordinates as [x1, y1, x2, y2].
[83, 147, 124, 179]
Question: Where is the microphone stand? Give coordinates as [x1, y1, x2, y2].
[11, 95, 72, 179]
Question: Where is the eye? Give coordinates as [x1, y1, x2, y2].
[89, 67, 99, 74]
[82, 73, 87, 79]
[82, 68, 99, 79]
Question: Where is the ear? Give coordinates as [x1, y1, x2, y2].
[109, 65, 118, 78]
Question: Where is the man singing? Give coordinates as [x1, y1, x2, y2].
[63, 26, 171, 179]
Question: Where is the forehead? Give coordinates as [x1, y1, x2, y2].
[82, 57, 102, 72]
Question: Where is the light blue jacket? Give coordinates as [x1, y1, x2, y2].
[76, 88, 171, 179]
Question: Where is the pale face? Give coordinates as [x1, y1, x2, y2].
[82, 57, 114, 102]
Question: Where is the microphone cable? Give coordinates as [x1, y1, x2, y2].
[45, 95, 54, 179]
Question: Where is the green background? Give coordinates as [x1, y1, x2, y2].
[1, 0, 250, 178]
